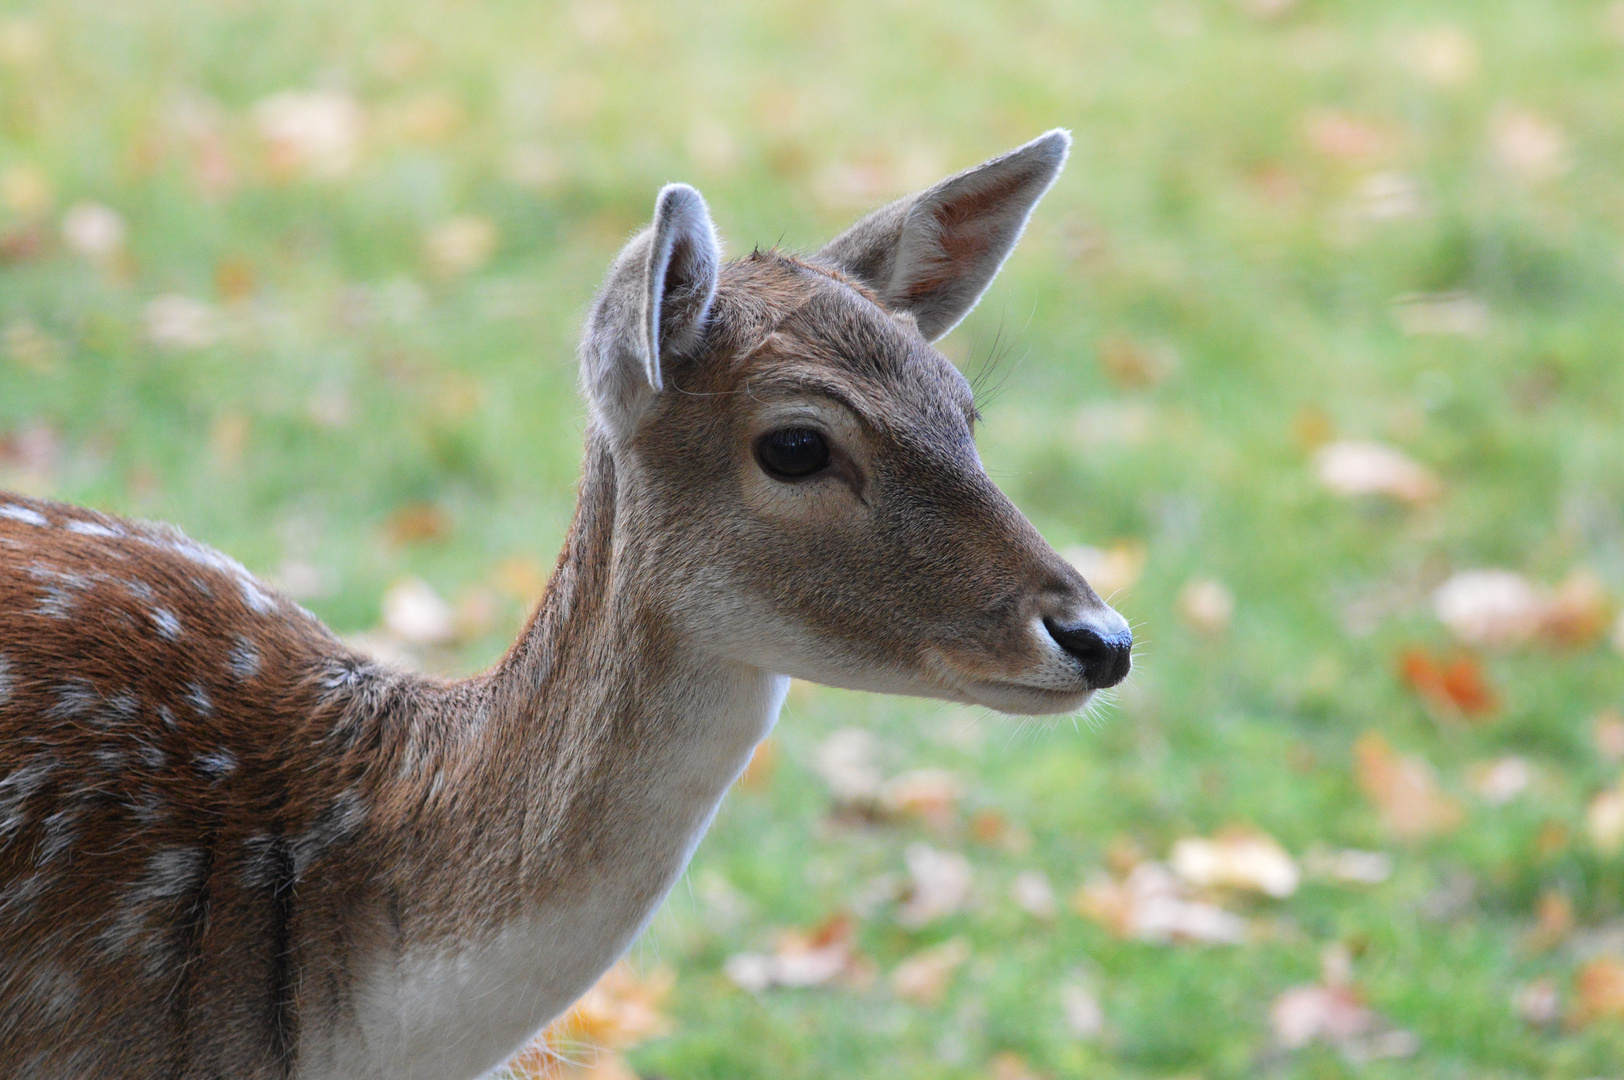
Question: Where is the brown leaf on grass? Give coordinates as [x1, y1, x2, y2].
[1398, 648, 1498, 720]
[255, 90, 364, 180]
[1571, 957, 1624, 1028]
[737, 736, 776, 791]
[493, 556, 549, 607]
[1431, 569, 1611, 649]
[1074, 862, 1248, 945]
[1010, 869, 1057, 919]
[1170, 829, 1300, 898]
[1468, 756, 1532, 805]
[723, 913, 871, 992]
[1594, 710, 1624, 761]
[898, 843, 972, 927]
[1062, 542, 1147, 599]
[1354, 732, 1464, 840]
[1313, 440, 1440, 504]
[889, 936, 969, 1005]
[384, 502, 451, 546]
[1306, 111, 1392, 161]
[1270, 983, 1419, 1061]
[1525, 890, 1574, 952]
[1097, 335, 1179, 389]
[880, 768, 961, 831]
[1585, 786, 1624, 854]
[508, 962, 673, 1078]
[1177, 578, 1234, 635]
[381, 577, 456, 646]
[988, 1051, 1046, 1080]
[814, 728, 884, 806]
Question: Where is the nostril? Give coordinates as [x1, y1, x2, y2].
[1044, 618, 1133, 689]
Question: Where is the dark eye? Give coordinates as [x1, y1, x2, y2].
[754, 427, 831, 480]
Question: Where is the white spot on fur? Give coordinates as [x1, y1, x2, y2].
[136, 742, 167, 771]
[194, 749, 237, 779]
[292, 786, 368, 876]
[158, 704, 179, 730]
[65, 518, 121, 538]
[18, 962, 81, 1020]
[184, 682, 213, 717]
[0, 654, 12, 703]
[0, 758, 55, 845]
[229, 636, 262, 680]
[46, 680, 100, 721]
[0, 504, 48, 527]
[99, 846, 205, 964]
[154, 532, 278, 614]
[150, 607, 182, 639]
[35, 805, 79, 864]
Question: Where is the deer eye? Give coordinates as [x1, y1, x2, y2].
[755, 428, 830, 480]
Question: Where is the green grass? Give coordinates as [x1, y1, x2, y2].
[5, 0, 1624, 1076]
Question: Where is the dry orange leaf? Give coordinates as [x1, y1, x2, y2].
[1170, 828, 1300, 898]
[384, 501, 451, 546]
[1354, 732, 1464, 841]
[737, 736, 777, 791]
[1398, 648, 1497, 720]
[1314, 440, 1440, 505]
[880, 768, 961, 831]
[508, 962, 673, 1078]
[1571, 957, 1624, 1028]
[889, 936, 969, 1005]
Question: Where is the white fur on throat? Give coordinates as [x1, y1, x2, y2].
[298, 667, 789, 1080]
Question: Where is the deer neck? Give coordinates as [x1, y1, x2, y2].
[485, 431, 785, 888]
[339, 432, 785, 1079]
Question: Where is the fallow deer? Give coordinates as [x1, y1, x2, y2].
[0, 130, 1131, 1079]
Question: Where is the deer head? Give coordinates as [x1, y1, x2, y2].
[577, 131, 1130, 715]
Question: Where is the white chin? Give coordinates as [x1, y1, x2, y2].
[965, 681, 1094, 716]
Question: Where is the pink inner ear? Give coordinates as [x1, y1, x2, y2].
[900, 167, 1044, 299]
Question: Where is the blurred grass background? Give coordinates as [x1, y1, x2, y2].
[5, 0, 1624, 1077]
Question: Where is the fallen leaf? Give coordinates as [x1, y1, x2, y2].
[1541, 569, 1611, 647]
[1398, 648, 1498, 720]
[880, 768, 961, 831]
[509, 962, 672, 1079]
[1304, 845, 1393, 885]
[724, 913, 868, 992]
[889, 936, 969, 1005]
[1062, 542, 1147, 599]
[1526, 890, 1574, 952]
[1571, 957, 1624, 1028]
[1593, 710, 1624, 761]
[738, 736, 776, 790]
[1398, 26, 1478, 86]
[384, 502, 451, 546]
[1075, 862, 1248, 945]
[1354, 732, 1464, 840]
[1178, 578, 1234, 635]
[426, 215, 498, 277]
[61, 202, 124, 261]
[1512, 977, 1561, 1026]
[145, 294, 221, 350]
[1010, 869, 1057, 919]
[1171, 829, 1299, 898]
[1433, 570, 1542, 647]
[898, 843, 972, 927]
[381, 577, 456, 645]
[988, 1051, 1045, 1080]
[814, 728, 883, 806]
[1468, 756, 1532, 805]
[1271, 975, 1420, 1062]
[1096, 335, 1178, 389]
[1060, 980, 1104, 1038]
[1313, 440, 1440, 504]
[1492, 108, 1568, 182]
[255, 89, 364, 180]
[1585, 786, 1624, 854]
[1306, 111, 1390, 161]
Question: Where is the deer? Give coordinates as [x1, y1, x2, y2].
[0, 130, 1131, 1080]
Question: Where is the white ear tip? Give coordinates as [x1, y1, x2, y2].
[1024, 129, 1072, 167]
[656, 183, 708, 223]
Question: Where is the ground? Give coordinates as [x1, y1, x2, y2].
[3, 1, 1624, 1077]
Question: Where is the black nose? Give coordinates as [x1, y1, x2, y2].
[1045, 619, 1133, 689]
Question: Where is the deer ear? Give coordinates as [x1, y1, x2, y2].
[814, 130, 1069, 341]
[581, 183, 721, 437]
